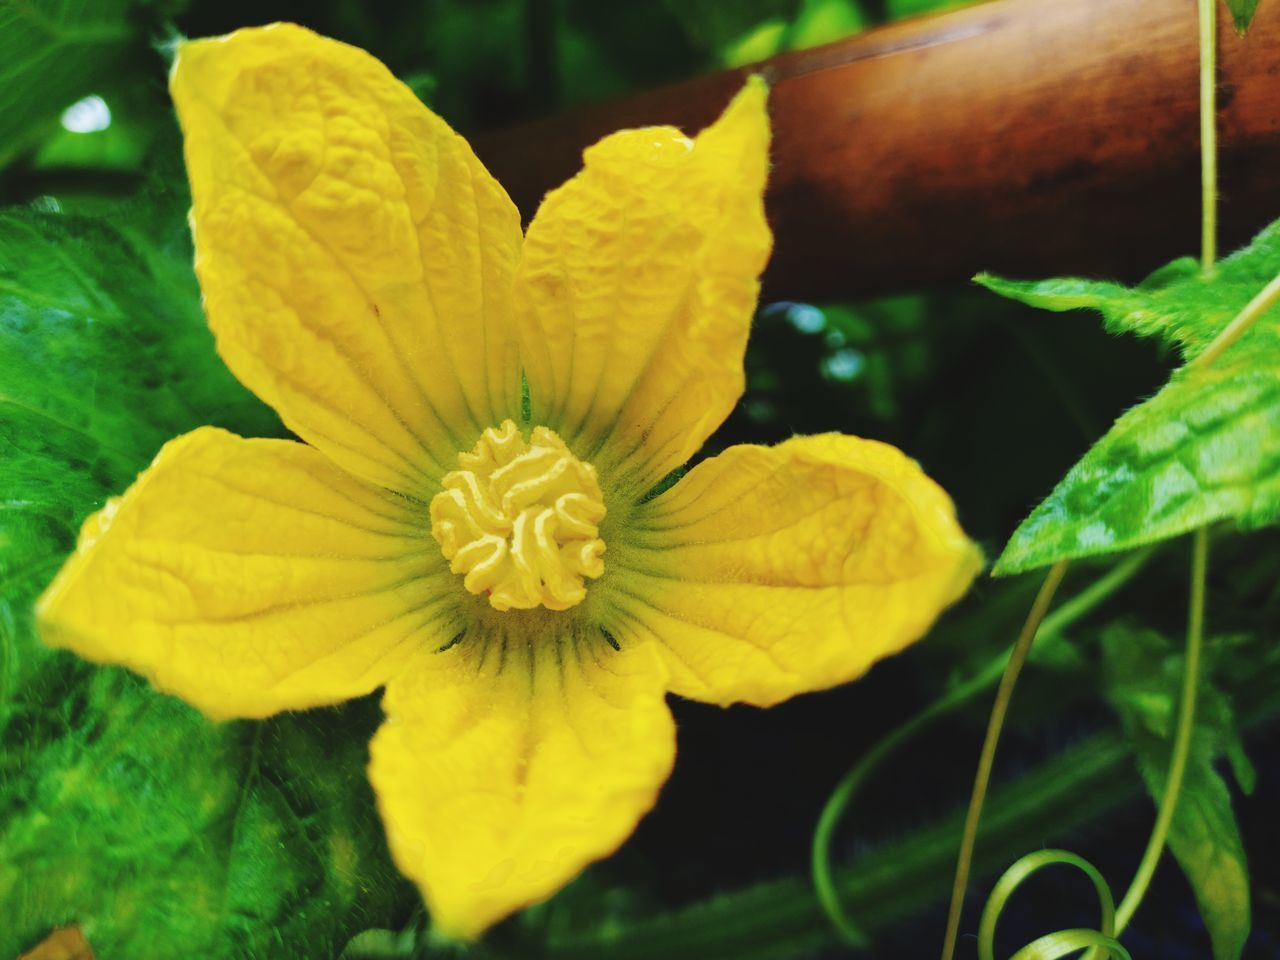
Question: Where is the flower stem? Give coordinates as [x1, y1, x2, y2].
[1038, 548, 1152, 638]
[1075, 0, 1216, 940]
[1198, 0, 1217, 272]
[1108, 0, 1218, 927]
[938, 559, 1069, 960]
[1114, 526, 1207, 933]
[1183, 0, 1280, 370]
[1108, 0, 1220, 931]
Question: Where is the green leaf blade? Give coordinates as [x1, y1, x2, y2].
[994, 362, 1280, 575]
[1103, 627, 1252, 960]
[982, 219, 1280, 575]
[1225, 0, 1261, 34]
[0, 197, 406, 956]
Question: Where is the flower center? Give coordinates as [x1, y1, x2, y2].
[430, 420, 607, 612]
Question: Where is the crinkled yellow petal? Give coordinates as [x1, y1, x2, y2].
[36, 427, 454, 720]
[171, 23, 524, 494]
[369, 635, 674, 939]
[611, 434, 982, 707]
[515, 77, 771, 496]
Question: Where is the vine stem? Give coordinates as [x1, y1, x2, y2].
[1186, 0, 1280, 370]
[1108, 0, 1217, 933]
[1114, 527, 1208, 933]
[812, 547, 1155, 943]
[939, 559, 1070, 960]
[1108, 0, 1217, 918]
[939, 4, 1221, 955]
[1109, 2, 1214, 918]
[1199, 0, 1217, 271]
[1192, 269, 1280, 368]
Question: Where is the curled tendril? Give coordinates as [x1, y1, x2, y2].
[976, 529, 1208, 960]
[977, 849, 1131, 960]
[811, 700, 954, 945]
[810, 549, 1154, 948]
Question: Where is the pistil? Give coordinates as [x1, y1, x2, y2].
[430, 420, 606, 611]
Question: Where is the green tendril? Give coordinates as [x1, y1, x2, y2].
[968, 529, 1207, 960]
[811, 702, 943, 945]
[939, 559, 1070, 960]
[977, 849, 1130, 960]
[1114, 526, 1208, 933]
[812, 549, 1153, 947]
[954, 3, 1222, 954]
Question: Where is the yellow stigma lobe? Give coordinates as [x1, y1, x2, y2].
[430, 420, 607, 612]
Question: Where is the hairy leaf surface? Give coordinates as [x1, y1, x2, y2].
[0, 197, 406, 956]
[980, 220, 1280, 574]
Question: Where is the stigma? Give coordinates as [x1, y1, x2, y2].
[430, 420, 606, 612]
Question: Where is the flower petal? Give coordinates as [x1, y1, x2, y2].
[610, 435, 982, 706]
[369, 635, 674, 939]
[171, 24, 524, 493]
[37, 427, 454, 720]
[516, 78, 771, 496]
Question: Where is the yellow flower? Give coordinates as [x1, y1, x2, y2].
[35, 23, 981, 939]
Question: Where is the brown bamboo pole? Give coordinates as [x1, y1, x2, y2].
[472, 0, 1280, 300]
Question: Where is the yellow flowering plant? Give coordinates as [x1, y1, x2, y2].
[34, 23, 980, 939]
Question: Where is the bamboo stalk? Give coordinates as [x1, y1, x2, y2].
[473, 0, 1280, 300]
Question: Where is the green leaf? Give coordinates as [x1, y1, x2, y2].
[1, 667, 406, 957]
[978, 223, 1280, 360]
[0, 0, 136, 169]
[884, 0, 976, 21]
[664, 0, 800, 64]
[0, 195, 408, 955]
[1225, 0, 1261, 34]
[980, 220, 1280, 575]
[0, 191, 278, 693]
[1103, 626, 1252, 960]
[665, 0, 865, 68]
